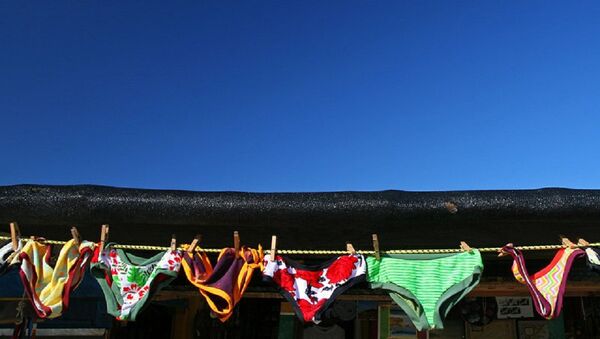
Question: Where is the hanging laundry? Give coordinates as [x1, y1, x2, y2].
[584, 247, 600, 273]
[15, 238, 95, 319]
[263, 254, 366, 323]
[191, 246, 263, 322]
[180, 244, 213, 286]
[0, 239, 21, 276]
[500, 244, 585, 319]
[90, 244, 182, 321]
[366, 250, 483, 331]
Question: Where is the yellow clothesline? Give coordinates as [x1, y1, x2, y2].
[0, 235, 597, 255]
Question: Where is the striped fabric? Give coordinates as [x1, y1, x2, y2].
[16, 239, 95, 319]
[501, 244, 584, 319]
[367, 250, 483, 330]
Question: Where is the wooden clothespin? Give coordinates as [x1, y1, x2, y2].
[346, 242, 356, 255]
[560, 235, 576, 249]
[188, 234, 201, 253]
[497, 243, 513, 257]
[460, 241, 472, 252]
[170, 234, 177, 251]
[71, 227, 81, 247]
[372, 234, 380, 261]
[9, 222, 20, 251]
[270, 235, 277, 262]
[99, 224, 109, 252]
[233, 231, 240, 258]
[578, 238, 590, 247]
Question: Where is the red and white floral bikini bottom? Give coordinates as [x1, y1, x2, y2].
[263, 253, 366, 323]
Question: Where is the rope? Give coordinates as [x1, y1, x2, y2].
[0, 235, 597, 255]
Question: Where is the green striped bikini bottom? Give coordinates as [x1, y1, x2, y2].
[367, 250, 483, 331]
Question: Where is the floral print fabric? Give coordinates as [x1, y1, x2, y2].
[263, 254, 366, 323]
[91, 245, 182, 321]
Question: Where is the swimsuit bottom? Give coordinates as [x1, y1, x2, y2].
[0, 238, 21, 276]
[367, 250, 483, 331]
[501, 244, 584, 319]
[180, 244, 213, 285]
[90, 244, 182, 321]
[16, 238, 95, 319]
[194, 246, 263, 322]
[263, 253, 366, 323]
[584, 247, 600, 273]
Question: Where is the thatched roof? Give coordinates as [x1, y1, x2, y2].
[1, 184, 599, 250]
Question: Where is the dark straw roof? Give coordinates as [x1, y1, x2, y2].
[1, 185, 599, 250]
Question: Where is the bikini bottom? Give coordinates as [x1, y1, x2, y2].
[17, 238, 95, 319]
[584, 247, 600, 273]
[501, 244, 584, 319]
[263, 253, 366, 323]
[194, 246, 263, 322]
[180, 245, 213, 285]
[90, 244, 181, 321]
[367, 250, 483, 331]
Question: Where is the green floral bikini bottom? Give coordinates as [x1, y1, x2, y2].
[90, 244, 182, 321]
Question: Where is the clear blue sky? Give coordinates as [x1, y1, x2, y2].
[1, 2, 599, 192]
